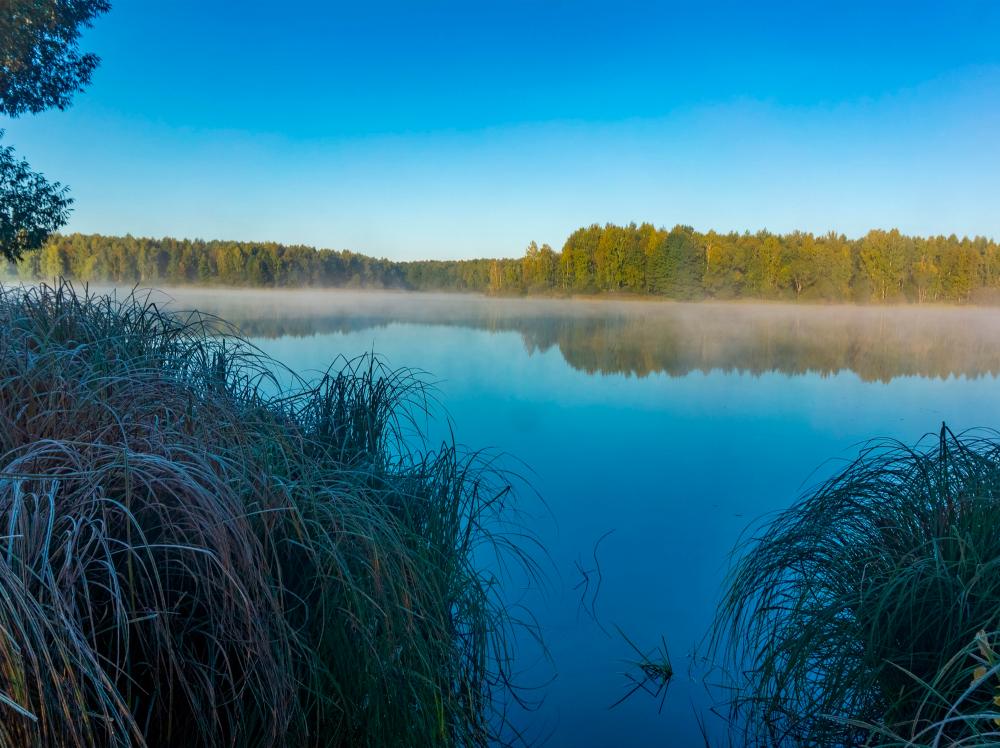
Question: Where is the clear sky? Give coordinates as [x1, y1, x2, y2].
[5, 0, 1000, 260]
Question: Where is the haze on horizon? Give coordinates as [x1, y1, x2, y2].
[6, 0, 1000, 260]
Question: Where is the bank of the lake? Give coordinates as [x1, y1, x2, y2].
[0, 282, 533, 747]
[8, 283, 1000, 745]
[153, 287, 1000, 745]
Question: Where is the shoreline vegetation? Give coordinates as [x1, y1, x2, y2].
[8, 224, 1000, 305]
[0, 281, 537, 747]
[7, 286, 1000, 748]
[710, 426, 1000, 746]
[8, 4, 1000, 746]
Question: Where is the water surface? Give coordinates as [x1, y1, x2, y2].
[154, 289, 1000, 747]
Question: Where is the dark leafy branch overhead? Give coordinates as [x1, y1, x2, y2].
[0, 0, 111, 117]
[0, 1, 109, 262]
[0, 138, 72, 261]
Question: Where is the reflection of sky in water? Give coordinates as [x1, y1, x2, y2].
[253, 322, 1000, 747]
[152, 290, 1000, 746]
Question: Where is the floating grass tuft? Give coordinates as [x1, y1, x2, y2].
[610, 625, 673, 714]
[710, 425, 1000, 747]
[0, 281, 537, 747]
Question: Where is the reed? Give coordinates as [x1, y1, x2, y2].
[0, 281, 536, 747]
[710, 426, 1000, 747]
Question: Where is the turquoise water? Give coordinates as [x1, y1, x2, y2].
[160, 289, 1000, 747]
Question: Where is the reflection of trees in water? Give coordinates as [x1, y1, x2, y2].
[198, 301, 1000, 383]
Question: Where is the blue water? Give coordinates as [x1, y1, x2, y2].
[160, 289, 1000, 747]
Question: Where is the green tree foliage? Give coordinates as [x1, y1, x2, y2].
[0, 0, 110, 262]
[0, 140, 71, 261]
[661, 225, 706, 299]
[703, 231, 745, 298]
[1, 0, 111, 116]
[558, 225, 601, 292]
[521, 241, 557, 291]
[644, 231, 671, 295]
[594, 224, 640, 291]
[8, 226, 1000, 306]
[860, 228, 910, 302]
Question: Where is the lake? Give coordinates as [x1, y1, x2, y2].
[149, 288, 1000, 747]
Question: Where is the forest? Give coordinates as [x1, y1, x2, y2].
[5, 224, 1000, 304]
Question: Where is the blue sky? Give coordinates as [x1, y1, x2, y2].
[5, 0, 1000, 259]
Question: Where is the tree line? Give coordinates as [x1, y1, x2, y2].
[547, 224, 1000, 303]
[5, 224, 1000, 304]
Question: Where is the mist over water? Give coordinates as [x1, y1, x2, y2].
[154, 287, 1000, 381]
[138, 288, 1000, 745]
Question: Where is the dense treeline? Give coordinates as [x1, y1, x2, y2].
[548, 224, 1000, 303]
[6, 224, 1000, 304]
[4, 234, 412, 288]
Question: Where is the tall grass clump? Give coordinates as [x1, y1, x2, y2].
[0, 281, 536, 747]
[710, 426, 1000, 747]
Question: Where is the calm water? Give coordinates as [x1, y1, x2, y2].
[152, 289, 1000, 747]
